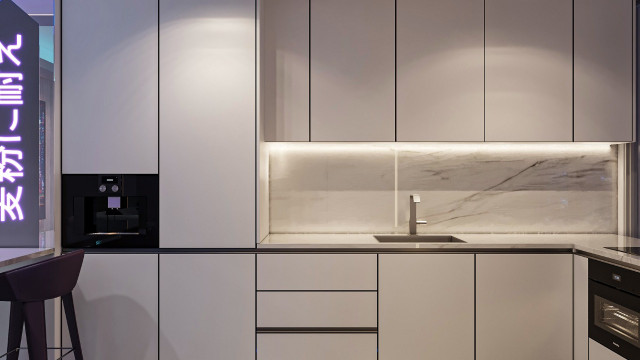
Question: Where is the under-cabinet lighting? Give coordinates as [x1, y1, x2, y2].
[267, 142, 615, 155]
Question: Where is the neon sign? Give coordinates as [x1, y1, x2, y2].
[0, 0, 39, 246]
[0, 34, 24, 222]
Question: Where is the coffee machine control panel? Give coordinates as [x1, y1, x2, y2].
[99, 176, 121, 194]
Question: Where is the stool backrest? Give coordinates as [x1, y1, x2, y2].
[0, 250, 85, 302]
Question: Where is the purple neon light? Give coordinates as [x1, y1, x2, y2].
[0, 33, 25, 223]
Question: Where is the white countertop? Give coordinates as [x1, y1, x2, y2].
[0, 248, 55, 268]
[259, 233, 640, 268]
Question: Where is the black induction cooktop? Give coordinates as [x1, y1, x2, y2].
[605, 247, 640, 256]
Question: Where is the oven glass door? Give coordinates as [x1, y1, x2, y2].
[594, 295, 640, 346]
[590, 279, 640, 359]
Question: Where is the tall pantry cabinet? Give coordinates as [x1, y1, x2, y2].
[158, 0, 257, 358]
[159, 0, 256, 249]
[62, 0, 258, 358]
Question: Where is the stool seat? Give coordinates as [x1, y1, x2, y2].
[0, 250, 85, 360]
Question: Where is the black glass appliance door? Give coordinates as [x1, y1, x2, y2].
[590, 280, 640, 359]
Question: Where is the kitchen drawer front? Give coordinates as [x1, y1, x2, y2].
[257, 292, 377, 328]
[258, 334, 377, 360]
[258, 254, 377, 290]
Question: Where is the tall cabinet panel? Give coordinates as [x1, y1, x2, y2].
[159, 0, 256, 248]
[160, 254, 255, 360]
[575, 255, 589, 360]
[476, 254, 573, 360]
[310, 0, 395, 141]
[261, 0, 310, 142]
[62, 0, 158, 174]
[63, 254, 159, 360]
[575, 0, 634, 142]
[379, 254, 475, 359]
[396, 0, 484, 141]
[485, 0, 573, 141]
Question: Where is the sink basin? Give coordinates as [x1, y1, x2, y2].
[374, 235, 466, 243]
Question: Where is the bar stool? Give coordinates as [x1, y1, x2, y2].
[0, 250, 85, 360]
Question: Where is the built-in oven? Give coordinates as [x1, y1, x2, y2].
[589, 259, 640, 359]
[62, 174, 159, 248]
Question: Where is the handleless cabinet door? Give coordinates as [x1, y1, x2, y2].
[258, 334, 377, 360]
[575, 0, 634, 142]
[159, 0, 255, 248]
[160, 254, 255, 360]
[261, 0, 310, 141]
[62, 0, 158, 174]
[476, 254, 573, 360]
[62, 254, 159, 360]
[396, 0, 484, 141]
[310, 0, 395, 141]
[257, 292, 377, 328]
[258, 254, 377, 291]
[485, 0, 573, 141]
[379, 254, 475, 359]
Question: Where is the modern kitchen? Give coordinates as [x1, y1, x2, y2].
[0, 0, 639, 359]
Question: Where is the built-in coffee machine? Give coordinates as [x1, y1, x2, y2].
[62, 175, 159, 248]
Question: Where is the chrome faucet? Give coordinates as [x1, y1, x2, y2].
[409, 194, 428, 235]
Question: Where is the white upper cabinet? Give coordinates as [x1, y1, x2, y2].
[575, 0, 634, 142]
[159, 0, 256, 248]
[62, 0, 159, 174]
[396, 0, 484, 141]
[260, 0, 634, 143]
[261, 0, 310, 142]
[310, 0, 395, 141]
[485, 0, 573, 141]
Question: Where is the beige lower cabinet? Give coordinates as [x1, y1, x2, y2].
[257, 333, 377, 360]
[379, 254, 475, 359]
[62, 254, 159, 360]
[257, 254, 377, 291]
[476, 254, 573, 360]
[257, 291, 377, 328]
[159, 254, 255, 360]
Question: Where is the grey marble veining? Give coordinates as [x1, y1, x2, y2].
[397, 147, 616, 191]
[269, 143, 618, 234]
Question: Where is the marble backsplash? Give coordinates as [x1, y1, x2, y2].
[269, 143, 618, 234]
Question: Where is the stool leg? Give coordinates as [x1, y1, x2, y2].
[62, 293, 83, 360]
[7, 302, 23, 360]
[23, 301, 47, 360]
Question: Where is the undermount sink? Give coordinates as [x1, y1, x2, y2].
[374, 235, 466, 243]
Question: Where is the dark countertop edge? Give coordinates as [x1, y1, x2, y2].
[66, 247, 574, 254]
[0, 248, 55, 268]
[64, 247, 640, 271]
[575, 249, 640, 272]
